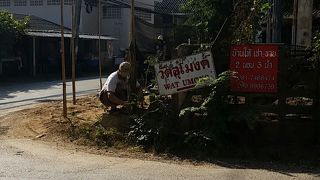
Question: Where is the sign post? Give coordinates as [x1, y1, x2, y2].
[230, 44, 279, 93]
[155, 51, 216, 95]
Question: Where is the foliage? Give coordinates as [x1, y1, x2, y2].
[128, 96, 177, 152]
[231, 1, 271, 43]
[306, 31, 320, 65]
[311, 31, 320, 56]
[179, 71, 259, 155]
[182, 0, 271, 44]
[0, 11, 29, 58]
[143, 55, 158, 87]
[182, 0, 233, 43]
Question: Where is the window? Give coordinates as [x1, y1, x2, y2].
[30, 0, 43, 6]
[103, 6, 121, 19]
[14, 0, 27, 6]
[0, 0, 10, 6]
[136, 10, 152, 22]
[64, 0, 74, 5]
[47, 0, 60, 5]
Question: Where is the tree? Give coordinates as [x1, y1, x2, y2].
[182, 0, 233, 43]
[182, 0, 272, 44]
[0, 11, 28, 58]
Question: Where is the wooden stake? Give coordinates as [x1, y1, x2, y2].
[98, 0, 102, 90]
[60, 0, 67, 117]
[129, 0, 137, 91]
[71, 3, 76, 104]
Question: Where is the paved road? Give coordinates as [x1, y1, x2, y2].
[0, 139, 318, 180]
[0, 77, 105, 116]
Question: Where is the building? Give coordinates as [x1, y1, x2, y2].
[0, 0, 164, 77]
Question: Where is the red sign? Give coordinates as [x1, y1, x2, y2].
[230, 44, 279, 93]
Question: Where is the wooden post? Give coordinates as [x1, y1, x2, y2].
[314, 54, 320, 143]
[71, 3, 76, 104]
[130, 0, 135, 43]
[278, 45, 286, 120]
[266, 7, 272, 43]
[98, 0, 102, 90]
[60, 0, 67, 117]
[129, 0, 137, 91]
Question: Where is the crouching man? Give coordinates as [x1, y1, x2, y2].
[99, 62, 141, 113]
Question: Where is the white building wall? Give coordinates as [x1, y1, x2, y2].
[0, 0, 97, 33]
[0, 0, 162, 55]
[100, 0, 162, 55]
[81, 6, 98, 34]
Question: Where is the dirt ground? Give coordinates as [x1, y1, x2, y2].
[0, 95, 191, 164]
[2, 95, 320, 174]
[1, 96, 101, 139]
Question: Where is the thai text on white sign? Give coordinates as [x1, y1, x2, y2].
[155, 51, 216, 95]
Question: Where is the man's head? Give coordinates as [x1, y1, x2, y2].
[118, 62, 131, 78]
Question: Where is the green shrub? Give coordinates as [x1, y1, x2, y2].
[180, 71, 259, 156]
[128, 95, 177, 152]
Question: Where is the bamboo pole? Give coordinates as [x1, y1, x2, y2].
[60, 0, 67, 117]
[71, 3, 76, 104]
[98, 0, 102, 90]
[129, 0, 137, 91]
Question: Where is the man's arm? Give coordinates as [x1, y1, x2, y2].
[107, 92, 128, 106]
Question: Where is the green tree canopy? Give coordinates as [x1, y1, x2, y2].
[0, 11, 29, 58]
[182, 0, 272, 44]
[182, 0, 319, 45]
[182, 0, 233, 43]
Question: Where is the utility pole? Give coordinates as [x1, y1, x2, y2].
[70, 0, 82, 104]
[129, 0, 137, 91]
[60, 0, 67, 117]
[98, 0, 102, 90]
[71, 3, 76, 104]
[74, 0, 82, 76]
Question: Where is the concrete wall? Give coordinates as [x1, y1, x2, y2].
[81, 6, 98, 34]
[296, 0, 314, 46]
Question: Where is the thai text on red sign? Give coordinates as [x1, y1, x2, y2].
[155, 51, 216, 95]
[230, 44, 279, 93]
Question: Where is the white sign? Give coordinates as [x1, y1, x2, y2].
[155, 51, 216, 95]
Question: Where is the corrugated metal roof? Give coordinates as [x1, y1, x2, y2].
[26, 31, 117, 40]
[14, 14, 71, 32]
[13, 14, 116, 40]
